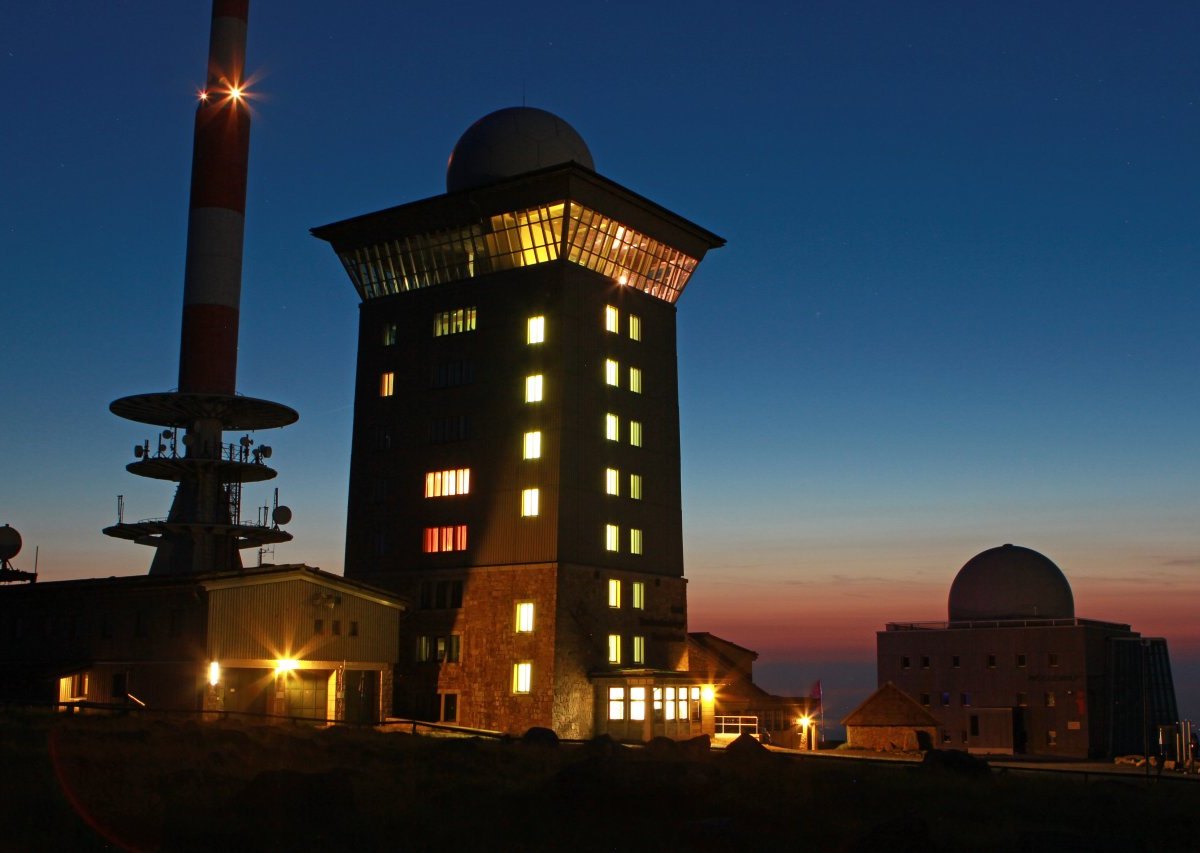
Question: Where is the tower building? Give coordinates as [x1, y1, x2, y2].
[313, 107, 724, 737]
[103, 0, 297, 574]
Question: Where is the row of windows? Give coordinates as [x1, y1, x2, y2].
[416, 634, 461, 663]
[901, 652, 1061, 670]
[607, 686, 701, 722]
[605, 414, 642, 445]
[607, 633, 646, 665]
[604, 359, 642, 393]
[918, 691, 1062, 709]
[425, 468, 470, 497]
[604, 524, 643, 554]
[313, 619, 359, 637]
[604, 305, 641, 341]
[423, 525, 468, 553]
[946, 721, 1061, 747]
[434, 308, 476, 337]
[607, 579, 645, 609]
[605, 469, 642, 498]
[418, 579, 463, 609]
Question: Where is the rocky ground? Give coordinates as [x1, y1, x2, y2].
[2, 711, 1198, 851]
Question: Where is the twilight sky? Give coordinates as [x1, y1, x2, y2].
[2, 1, 1197, 722]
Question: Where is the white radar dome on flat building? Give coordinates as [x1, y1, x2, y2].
[446, 107, 595, 193]
[947, 544, 1075, 622]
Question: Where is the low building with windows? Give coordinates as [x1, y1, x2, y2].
[312, 107, 724, 738]
[0, 565, 405, 723]
[878, 545, 1178, 757]
[842, 682, 938, 752]
[688, 632, 821, 748]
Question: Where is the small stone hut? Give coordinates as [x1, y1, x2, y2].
[842, 682, 938, 751]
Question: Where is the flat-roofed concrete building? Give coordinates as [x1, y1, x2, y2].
[0, 565, 404, 723]
[313, 107, 724, 738]
[878, 544, 1177, 757]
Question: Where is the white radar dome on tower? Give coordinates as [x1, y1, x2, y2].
[446, 107, 595, 193]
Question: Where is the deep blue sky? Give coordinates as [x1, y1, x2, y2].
[2, 1, 1197, 719]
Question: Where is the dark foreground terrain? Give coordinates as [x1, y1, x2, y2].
[2, 712, 1198, 852]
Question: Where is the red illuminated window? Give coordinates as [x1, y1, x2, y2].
[423, 525, 468, 553]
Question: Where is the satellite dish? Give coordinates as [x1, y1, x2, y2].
[162, 429, 173, 439]
[0, 525, 21, 562]
[182, 434, 195, 446]
[272, 506, 292, 525]
[260, 446, 272, 459]
[240, 435, 252, 448]
[134, 445, 145, 458]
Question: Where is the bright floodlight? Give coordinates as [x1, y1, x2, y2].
[208, 661, 221, 686]
[275, 658, 299, 673]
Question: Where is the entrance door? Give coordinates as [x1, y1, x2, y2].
[343, 671, 380, 724]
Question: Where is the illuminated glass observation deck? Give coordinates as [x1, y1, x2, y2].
[313, 164, 722, 305]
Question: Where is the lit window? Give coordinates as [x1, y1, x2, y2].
[525, 375, 544, 402]
[605, 525, 619, 553]
[629, 367, 642, 393]
[629, 421, 642, 447]
[630, 686, 646, 720]
[629, 529, 643, 555]
[677, 691, 688, 721]
[605, 413, 619, 441]
[605, 305, 618, 333]
[521, 488, 540, 517]
[633, 635, 645, 664]
[608, 687, 625, 720]
[523, 431, 542, 459]
[527, 315, 545, 344]
[608, 578, 621, 607]
[628, 314, 641, 341]
[512, 662, 532, 694]
[422, 525, 468, 553]
[380, 372, 395, 397]
[605, 359, 619, 386]
[1047, 730, 1057, 746]
[515, 601, 534, 633]
[665, 686, 676, 720]
[433, 307, 477, 336]
[629, 474, 642, 500]
[416, 636, 432, 662]
[1045, 691, 1056, 707]
[424, 468, 471, 497]
[605, 468, 619, 496]
[383, 323, 398, 346]
[632, 582, 644, 609]
[608, 634, 622, 664]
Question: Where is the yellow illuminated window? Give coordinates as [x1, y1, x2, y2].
[630, 529, 643, 555]
[608, 634, 622, 664]
[605, 305, 619, 333]
[512, 662, 532, 694]
[525, 375, 544, 402]
[629, 474, 642, 500]
[629, 315, 641, 341]
[633, 636, 645, 664]
[632, 581, 644, 609]
[629, 367, 642, 393]
[433, 307, 477, 336]
[605, 468, 619, 496]
[608, 578, 621, 607]
[630, 421, 643, 447]
[523, 431, 542, 459]
[515, 601, 534, 633]
[606, 525, 620, 553]
[521, 488, 540, 517]
[630, 686, 646, 720]
[605, 359, 619, 386]
[608, 686, 625, 720]
[527, 315, 545, 344]
[665, 686, 676, 721]
[605, 414, 619, 441]
[380, 372, 395, 397]
[424, 468, 471, 497]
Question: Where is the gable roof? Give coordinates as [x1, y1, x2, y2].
[841, 682, 939, 728]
